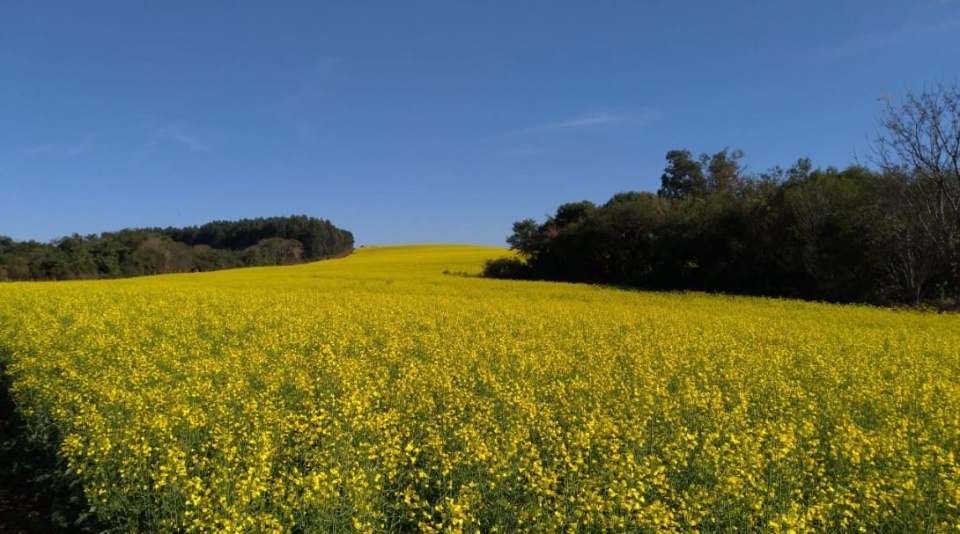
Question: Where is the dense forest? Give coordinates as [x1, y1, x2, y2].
[0, 215, 353, 281]
[485, 83, 960, 307]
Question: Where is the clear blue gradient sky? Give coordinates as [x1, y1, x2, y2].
[2, 1, 959, 246]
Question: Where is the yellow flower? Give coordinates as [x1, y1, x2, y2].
[1, 245, 959, 532]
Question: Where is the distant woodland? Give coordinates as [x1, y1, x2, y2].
[486, 83, 960, 307]
[0, 215, 354, 281]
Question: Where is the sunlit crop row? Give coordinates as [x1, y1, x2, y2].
[1, 245, 959, 532]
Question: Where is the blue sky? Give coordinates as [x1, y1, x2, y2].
[2, 1, 958, 246]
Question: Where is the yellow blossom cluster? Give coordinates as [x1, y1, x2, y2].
[1, 244, 959, 532]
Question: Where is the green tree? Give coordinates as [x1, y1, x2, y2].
[658, 149, 706, 199]
[506, 219, 539, 255]
[551, 201, 597, 228]
[704, 148, 744, 196]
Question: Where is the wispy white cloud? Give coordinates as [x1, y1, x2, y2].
[24, 132, 97, 158]
[505, 108, 663, 137]
[503, 148, 546, 156]
[297, 56, 341, 100]
[23, 144, 55, 157]
[812, 17, 960, 63]
[64, 132, 97, 156]
[313, 56, 340, 79]
[130, 121, 222, 163]
[283, 55, 342, 138]
[147, 123, 219, 152]
[512, 112, 624, 135]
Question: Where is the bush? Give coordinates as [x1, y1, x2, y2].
[482, 257, 530, 280]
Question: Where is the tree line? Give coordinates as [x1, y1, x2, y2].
[485, 83, 960, 308]
[0, 215, 354, 281]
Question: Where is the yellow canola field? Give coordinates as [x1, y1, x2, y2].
[1, 244, 959, 533]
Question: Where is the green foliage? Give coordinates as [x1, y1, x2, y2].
[0, 216, 354, 281]
[550, 200, 597, 228]
[481, 257, 530, 280]
[658, 148, 745, 200]
[0, 359, 104, 532]
[505, 219, 538, 255]
[658, 149, 705, 199]
[492, 149, 958, 305]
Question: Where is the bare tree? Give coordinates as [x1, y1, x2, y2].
[874, 82, 960, 298]
[874, 189, 937, 304]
